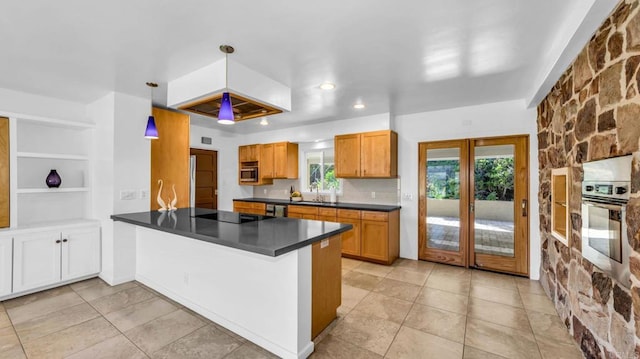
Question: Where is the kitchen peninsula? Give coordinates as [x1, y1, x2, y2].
[111, 208, 351, 359]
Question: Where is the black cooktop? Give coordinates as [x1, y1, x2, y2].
[194, 211, 275, 224]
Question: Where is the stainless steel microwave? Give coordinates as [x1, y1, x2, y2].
[240, 166, 259, 182]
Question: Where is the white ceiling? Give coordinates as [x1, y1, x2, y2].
[0, 0, 618, 133]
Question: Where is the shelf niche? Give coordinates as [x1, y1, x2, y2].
[551, 167, 569, 247]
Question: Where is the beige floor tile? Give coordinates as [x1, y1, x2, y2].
[392, 258, 434, 274]
[471, 271, 517, 291]
[311, 334, 383, 358]
[14, 302, 100, 342]
[467, 297, 531, 332]
[152, 325, 241, 359]
[0, 326, 26, 359]
[104, 297, 178, 332]
[341, 269, 350, 276]
[341, 258, 362, 271]
[352, 262, 394, 277]
[515, 278, 547, 295]
[225, 341, 278, 359]
[386, 325, 464, 359]
[432, 264, 472, 279]
[0, 302, 5, 313]
[535, 334, 582, 359]
[74, 281, 138, 302]
[0, 312, 10, 329]
[210, 323, 247, 344]
[341, 284, 369, 309]
[330, 310, 400, 356]
[426, 274, 471, 295]
[7, 291, 85, 324]
[520, 292, 557, 315]
[469, 284, 523, 308]
[90, 286, 156, 315]
[465, 318, 540, 359]
[65, 334, 147, 359]
[125, 309, 205, 354]
[463, 345, 508, 359]
[2, 285, 74, 309]
[385, 267, 430, 286]
[69, 277, 103, 292]
[342, 271, 383, 291]
[415, 288, 468, 315]
[372, 278, 421, 302]
[22, 317, 119, 358]
[403, 303, 466, 343]
[527, 311, 573, 344]
[336, 305, 352, 319]
[352, 292, 412, 324]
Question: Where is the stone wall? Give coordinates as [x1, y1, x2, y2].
[537, 1, 640, 357]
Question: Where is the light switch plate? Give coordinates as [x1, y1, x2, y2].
[120, 190, 137, 200]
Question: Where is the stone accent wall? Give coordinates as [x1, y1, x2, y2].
[537, 1, 640, 358]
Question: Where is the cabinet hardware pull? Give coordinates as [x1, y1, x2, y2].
[55, 239, 61, 243]
[522, 199, 528, 217]
[62, 239, 68, 243]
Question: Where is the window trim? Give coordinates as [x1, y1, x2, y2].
[301, 148, 343, 195]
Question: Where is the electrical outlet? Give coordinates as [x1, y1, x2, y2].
[284, 189, 289, 195]
[403, 193, 414, 200]
[263, 189, 267, 194]
[120, 190, 137, 200]
[139, 189, 149, 199]
[371, 191, 376, 199]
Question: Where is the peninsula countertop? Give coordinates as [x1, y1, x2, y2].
[234, 198, 401, 212]
[110, 208, 352, 257]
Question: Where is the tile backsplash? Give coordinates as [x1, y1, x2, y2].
[252, 178, 400, 205]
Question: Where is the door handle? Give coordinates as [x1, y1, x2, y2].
[470, 203, 474, 213]
[522, 199, 528, 217]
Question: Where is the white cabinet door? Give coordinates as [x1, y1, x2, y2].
[0, 237, 12, 296]
[13, 231, 61, 292]
[61, 226, 101, 281]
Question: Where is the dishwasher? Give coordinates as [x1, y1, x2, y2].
[265, 204, 287, 217]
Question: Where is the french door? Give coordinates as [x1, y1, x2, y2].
[418, 135, 529, 276]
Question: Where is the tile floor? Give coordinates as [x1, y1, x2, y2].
[0, 258, 582, 359]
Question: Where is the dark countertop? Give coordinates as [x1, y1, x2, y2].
[111, 208, 352, 257]
[234, 198, 401, 212]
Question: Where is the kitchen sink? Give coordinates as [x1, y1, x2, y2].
[298, 201, 333, 206]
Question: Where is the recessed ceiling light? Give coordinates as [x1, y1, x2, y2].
[259, 118, 269, 126]
[319, 82, 336, 90]
[353, 103, 365, 109]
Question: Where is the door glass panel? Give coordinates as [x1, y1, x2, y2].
[426, 148, 461, 252]
[473, 145, 515, 257]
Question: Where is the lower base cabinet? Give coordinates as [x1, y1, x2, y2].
[232, 201, 266, 215]
[0, 236, 12, 297]
[340, 209, 400, 265]
[11, 225, 101, 295]
[312, 235, 341, 338]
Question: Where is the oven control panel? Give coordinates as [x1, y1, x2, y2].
[582, 181, 629, 201]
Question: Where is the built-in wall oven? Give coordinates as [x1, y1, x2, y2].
[581, 155, 632, 288]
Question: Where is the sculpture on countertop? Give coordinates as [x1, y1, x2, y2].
[169, 184, 178, 211]
[156, 179, 168, 212]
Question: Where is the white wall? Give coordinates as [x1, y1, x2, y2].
[395, 99, 540, 278]
[0, 87, 88, 122]
[89, 92, 151, 284]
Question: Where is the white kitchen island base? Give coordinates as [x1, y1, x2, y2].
[135, 226, 314, 359]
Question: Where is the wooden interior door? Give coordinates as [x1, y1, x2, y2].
[190, 148, 218, 209]
[470, 136, 529, 276]
[418, 139, 469, 266]
[0, 118, 9, 228]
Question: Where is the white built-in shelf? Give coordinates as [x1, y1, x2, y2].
[16, 187, 90, 194]
[0, 218, 100, 235]
[16, 152, 89, 161]
[4, 113, 95, 129]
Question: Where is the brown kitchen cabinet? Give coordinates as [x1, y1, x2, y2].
[288, 205, 318, 220]
[342, 209, 399, 264]
[334, 134, 361, 178]
[311, 235, 341, 338]
[261, 142, 298, 179]
[334, 130, 397, 178]
[239, 144, 260, 162]
[232, 201, 266, 215]
[336, 209, 361, 257]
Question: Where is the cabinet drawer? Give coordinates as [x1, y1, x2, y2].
[362, 211, 388, 221]
[233, 201, 265, 210]
[337, 209, 360, 220]
[288, 205, 319, 215]
[318, 208, 337, 217]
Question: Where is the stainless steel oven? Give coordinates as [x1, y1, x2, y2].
[581, 155, 632, 288]
[239, 166, 259, 182]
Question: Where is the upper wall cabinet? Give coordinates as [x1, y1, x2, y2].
[260, 142, 298, 180]
[239, 144, 260, 162]
[335, 130, 398, 178]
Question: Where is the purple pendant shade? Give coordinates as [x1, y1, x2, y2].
[144, 115, 159, 139]
[217, 92, 235, 125]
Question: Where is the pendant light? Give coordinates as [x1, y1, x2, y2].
[144, 82, 159, 139]
[218, 45, 235, 125]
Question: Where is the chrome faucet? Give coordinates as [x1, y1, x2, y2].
[311, 182, 324, 203]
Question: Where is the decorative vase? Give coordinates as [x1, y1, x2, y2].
[46, 169, 62, 188]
